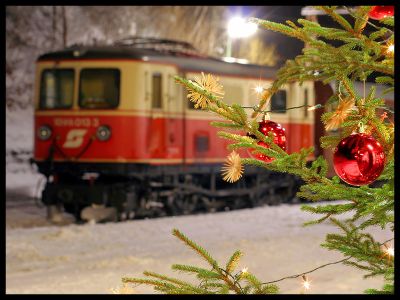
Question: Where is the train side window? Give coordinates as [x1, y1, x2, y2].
[40, 69, 74, 109]
[195, 134, 209, 152]
[152, 73, 162, 109]
[79, 68, 120, 109]
[304, 89, 308, 118]
[270, 90, 287, 113]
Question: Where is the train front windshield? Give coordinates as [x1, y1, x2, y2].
[79, 68, 120, 109]
[40, 69, 74, 109]
[39, 68, 120, 110]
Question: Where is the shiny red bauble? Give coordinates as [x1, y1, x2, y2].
[248, 120, 286, 162]
[368, 6, 394, 20]
[333, 133, 385, 186]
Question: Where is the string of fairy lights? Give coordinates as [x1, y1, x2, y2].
[235, 238, 394, 292]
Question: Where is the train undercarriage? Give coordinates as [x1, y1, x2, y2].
[36, 162, 304, 223]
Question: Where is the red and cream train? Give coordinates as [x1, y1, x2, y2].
[31, 38, 377, 221]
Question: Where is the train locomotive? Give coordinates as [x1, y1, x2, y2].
[32, 37, 318, 222]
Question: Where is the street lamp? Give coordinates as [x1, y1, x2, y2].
[225, 16, 257, 58]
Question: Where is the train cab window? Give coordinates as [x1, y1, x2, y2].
[152, 73, 162, 109]
[79, 68, 120, 109]
[270, 90, 287, 113]
[304, 89, 308, 118]
[40, 69, 74, 109]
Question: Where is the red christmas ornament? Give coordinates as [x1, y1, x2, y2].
[248, 119, 286, 162]
[368, 6, 394, 20]
[333, 133, 385, 186]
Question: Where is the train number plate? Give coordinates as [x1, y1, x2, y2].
[54, 117, 100, 127]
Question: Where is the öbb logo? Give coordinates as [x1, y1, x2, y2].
[63, 129, 88, 148]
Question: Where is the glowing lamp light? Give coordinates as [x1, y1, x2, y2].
[241, 267, 248, 274]
[387, 43, 394, 54]
[227, 17, 257, 38]
[301, 275, 311, 291]
[303, 280, 311, 290]
[386, 247, 394, 257]
[254, 85, 264, 94]
[383, 243, 394, 258]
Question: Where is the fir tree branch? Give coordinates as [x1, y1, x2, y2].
[142, 271, 196, 288]
[226, 250, 243, 274]
[318, 6, 354, 33]
[172, 229, 243, 294]
[122, 278, 177, 290]
[172, 264, 222, 281]
[261, 238, 393, 285]
[172, 229, 219, 269]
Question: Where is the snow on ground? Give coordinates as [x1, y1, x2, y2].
[6, 193, 391, 294]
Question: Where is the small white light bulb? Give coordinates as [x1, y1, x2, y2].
[386, 246, 394, 257]
[254, 85, 264, 94]
[301, 275, 311, 291]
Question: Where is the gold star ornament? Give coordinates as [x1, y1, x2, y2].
[187, 72, 224, 109]
[324, 97, 355, 131]
[222, 150, 244, 183]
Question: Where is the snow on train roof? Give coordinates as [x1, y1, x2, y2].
[37, 45, 278, 80]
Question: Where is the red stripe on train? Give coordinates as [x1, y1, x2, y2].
[34, 115, 314, 163]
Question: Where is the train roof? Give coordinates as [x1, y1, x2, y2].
[37, 39, 279, 80]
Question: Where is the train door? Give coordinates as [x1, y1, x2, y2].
[298, 82, 315, 153]
[165, 71, 183, 160]
[284, 83, 310, 154]
[178, 72, 188, 164]
[285, 82, 315, 155]
[183, 72, 199, 162]
[147, 68, 167, 159]
[145, 66, 184, 161]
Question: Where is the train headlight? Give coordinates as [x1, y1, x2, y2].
[37, 125, 52, 141]
[96, 125, 111, 141]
